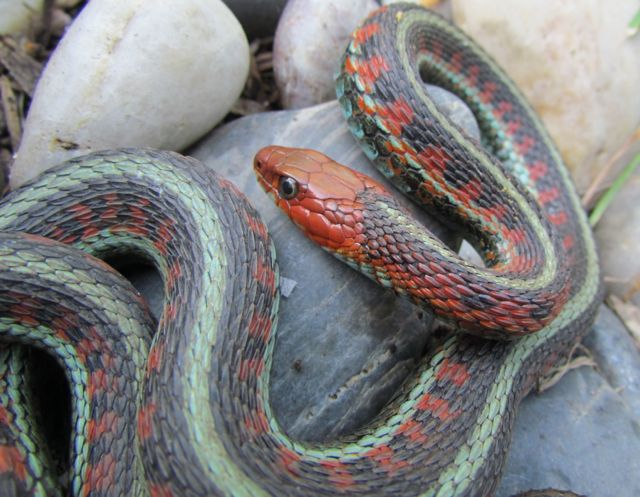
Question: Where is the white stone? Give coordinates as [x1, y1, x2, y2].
[10, 0, 249, 188]
[595, 170, 640, 305]
[451, 0, 640, 192]
[0, 0, 44, 34]
[273, 0, 379, 109]
[273, 1, 455, 110]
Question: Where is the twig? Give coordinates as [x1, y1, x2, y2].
[0, 36, 43, 97]
[581, 127, 640, 209]
[608, 295, 640, 347]
[537, 343, 597, 393]
[0, 76, 22, 151]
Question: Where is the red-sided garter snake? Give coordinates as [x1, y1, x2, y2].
[0, 3, 601, 497]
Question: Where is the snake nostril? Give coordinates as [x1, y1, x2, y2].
[255, 148, 276, 171]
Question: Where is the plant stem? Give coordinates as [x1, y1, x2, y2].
[590, 152, 640, 227]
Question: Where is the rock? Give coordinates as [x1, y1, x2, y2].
[583, 305, 640, 414]
[451, 0, 640, 193]
[426, 84, 481, 140]
[273, 0, 379, 109]
[382, 0, 454, 19]
[270, 3, 459, 111]
[10, 0, 249, 189]
[125, 101, 453, 440]
[496, 306, 640, 497]
[595, 169, 640, 305]
[0, 0, 44, 35]
[222, 0, 287, 39]
[273, 1, 475, 113]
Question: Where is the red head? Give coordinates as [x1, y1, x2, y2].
[253, 146, 389, 251]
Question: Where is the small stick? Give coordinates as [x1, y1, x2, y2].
[0, 76, 22, 151]
[581, 128, 640, 209]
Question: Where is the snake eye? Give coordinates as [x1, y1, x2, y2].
[278, 176, 299, 199]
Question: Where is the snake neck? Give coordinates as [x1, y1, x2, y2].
[325, 189, 568, 337]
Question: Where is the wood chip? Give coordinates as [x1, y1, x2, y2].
[0, 36, 43, 97]
[231, 98, 269, 117]
[0, 76, 22, 151]
[255, 51, 273, 72]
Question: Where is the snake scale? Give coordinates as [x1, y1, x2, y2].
[0, 3, 601, 497]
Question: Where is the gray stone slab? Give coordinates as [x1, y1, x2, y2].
[584, 302, 640, 414]
[497, 306, 640, 497]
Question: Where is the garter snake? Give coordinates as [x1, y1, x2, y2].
[0, 3, 601, 497]
[253, 3, 601, 496]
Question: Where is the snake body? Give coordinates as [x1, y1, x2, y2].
[253, 3, 601, 496]
[0, 150, 280, 496]
[0, 4, 601, 497]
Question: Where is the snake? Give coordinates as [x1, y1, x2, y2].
[0, 3, 601, 497]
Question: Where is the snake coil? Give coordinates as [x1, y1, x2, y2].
[0, 4, 601, 497]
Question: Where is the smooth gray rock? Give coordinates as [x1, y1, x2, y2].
[496, 306, 640, 497]
[130, 94, 474, 441]
[426, 84, 480, 140]
[583, 305, 640, 415]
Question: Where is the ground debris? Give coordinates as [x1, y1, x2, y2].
[608, 295, 640, 348]
[536, 342, 597, 393]
[0, 36, 43, 96]
[230, 37, 280, 118]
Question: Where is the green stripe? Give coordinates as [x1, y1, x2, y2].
[0, 239, 150, 495]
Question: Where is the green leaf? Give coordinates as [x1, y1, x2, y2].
[629, 9, 640, 36]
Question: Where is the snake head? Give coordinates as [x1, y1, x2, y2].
[253, 145, 389, 251]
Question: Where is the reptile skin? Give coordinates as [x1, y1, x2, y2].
[0, 3, 600, 497]
[253, 3, 600, 497]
